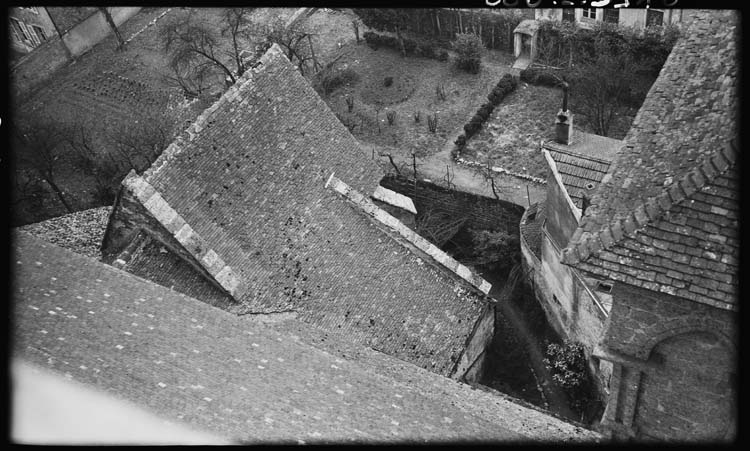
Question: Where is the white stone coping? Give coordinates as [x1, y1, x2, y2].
[372, 186, 418, 215]
[326, 173, 492, 295]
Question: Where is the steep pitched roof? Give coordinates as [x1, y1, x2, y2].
[114, 44, 491, 376]
[12, 232, 601, 443]
[561, 11, 739, 310]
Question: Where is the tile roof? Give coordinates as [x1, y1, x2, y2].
[119, 231, 237, 311]
[17, 206, 111, 259]
[12, 232, 601, 443]
[113, 44, 492, 376]
[545, 147, 612, 209]
[561, 11, 739, 310]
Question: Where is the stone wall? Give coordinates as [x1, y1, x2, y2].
[11, 7, 141, 100]
[380, 175, 524, 236]
[454, 304, 495, 382]
[522, 230, 610, 399]
[597, 282, 737, 441]
[61, 7, 141, 57]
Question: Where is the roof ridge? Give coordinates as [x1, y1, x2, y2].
[144, 44, 286, 180]
[562, 138, 737, 265]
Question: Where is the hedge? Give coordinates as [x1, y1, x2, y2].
[453, 73, 518, 158]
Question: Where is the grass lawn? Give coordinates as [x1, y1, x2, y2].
[462, 81, 636, 180]
[316, 41, 516, 158]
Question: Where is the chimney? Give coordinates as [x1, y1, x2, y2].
[555, 81, 573, 145]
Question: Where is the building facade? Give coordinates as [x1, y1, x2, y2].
[519, 10, 738, 442]
[534, 7, 684, 29]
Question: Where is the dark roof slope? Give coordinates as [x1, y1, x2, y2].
[122, 44, 488, 376]
[561, 11, 739, 310]
[545, 148, 612, 209]
[12, 232, 601, 443]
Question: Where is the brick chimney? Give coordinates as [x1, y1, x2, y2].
[555, 81, 573, 145]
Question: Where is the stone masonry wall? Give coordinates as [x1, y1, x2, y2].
[604, 282, 736, 359]
[600, 282, 737, 441]
[380, 175, 524, 237]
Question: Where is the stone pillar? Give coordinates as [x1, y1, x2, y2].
[598, 361, 645, 440]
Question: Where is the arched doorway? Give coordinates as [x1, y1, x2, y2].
[633, 331, 735, 441]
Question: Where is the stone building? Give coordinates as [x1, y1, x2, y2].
[8, 7, 58, 55]
[534, 7, 685, 29]
[519, 10, 738, 441]
[101, 44, 499, 382]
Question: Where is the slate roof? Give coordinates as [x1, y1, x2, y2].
[119, 231, 237, 311]
[545, 147, 613, 209]
[561, 11, 739, 310]
[12, 232, 601, 443]
[112, 44, 491, 376]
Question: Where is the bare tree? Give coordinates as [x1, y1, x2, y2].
[222, 8, 255, 79]
[476, 158, 501, 200]
[13, 118, 75, 213]
[99, 7, 125, 51]
[161, 9, 253, 91]
[106, 109, 178, 172]
[565, 33, 650, 136]
[252, 17, 318, 75]
[63, 122, 125, 204]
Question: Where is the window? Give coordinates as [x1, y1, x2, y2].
[603, 9, 620, 24]
[562, 9, 575, 23]
[646, 9, 664, 27]
[9, 17, 31, 42]
[581, 8, 597, 20]
[31, 25, 47, 42]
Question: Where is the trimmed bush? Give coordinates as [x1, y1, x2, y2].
[313, 67, 360, 96]
[478, 103, 493, 118]
[453, 33, 483, 74]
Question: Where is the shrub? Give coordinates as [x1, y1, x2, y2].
[384, 76, 394, 87]
[413, 110, 421, 123]
[314, 67, 360, 96]
[345, 96, 354, 112]
[478, 103, 493, 118]
[471, 113, 484, 125]
[427, 113, 438, 133]
[453, 33, 483, 74]
[435, 83, 447, 101]
[437, 50, 449, 62]
[454, 134, 466, 147]
[543, 340, 594, 412]
[386, 110, 396, 125]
